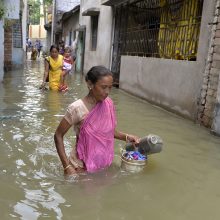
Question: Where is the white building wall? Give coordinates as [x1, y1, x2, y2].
[22, 0, 27, 52]
[80, 0, 113, 73]
[4, 0, 20, 19]
[62, 11, 80, 46]
[56, 0, 80, 12]
[0, 20, 4, 82]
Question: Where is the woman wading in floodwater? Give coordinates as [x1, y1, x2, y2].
[54, 66, 139, 175]
[40, 45, 63, 91]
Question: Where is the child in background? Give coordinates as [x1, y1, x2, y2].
[59, 47, 74, 92]
[31, 47, 38, 60]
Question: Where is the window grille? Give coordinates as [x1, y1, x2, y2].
[117, 0, 203, 60]
[13, 19, 22, 48]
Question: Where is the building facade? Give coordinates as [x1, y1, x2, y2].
[0, 0, 27, 80]
[80, 0, 220, 135]
[79, 0, 113, 74]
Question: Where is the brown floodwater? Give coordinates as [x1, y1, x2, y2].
[1, 59, 220, 220]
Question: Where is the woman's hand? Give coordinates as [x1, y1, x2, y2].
[64, 165, 78, 176]
[126, 134, 140, 145]
[39, 82, 46, 89]
[114, 130, 140, 145]
[39, 82, 49, 90]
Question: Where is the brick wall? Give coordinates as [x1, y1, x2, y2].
[198, 0, 220, 127]
[4, 26, 13, 71]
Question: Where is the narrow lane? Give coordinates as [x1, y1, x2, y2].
[0, 59, 220, 219]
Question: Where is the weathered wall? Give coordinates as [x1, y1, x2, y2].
[22, 0, 27, 52]
[56, 0, 80, 13]
[120, 57, 201, 119]
[80, 0, 113, 74]
[4, 0, 20, 19]
[29, 25, 47, 39]
[0, 20, 4, 81]
[62, 10, 80, 45]
[197, 0, 220, 135]
[212, 80, 220, 134]
[120, 0, 214, 120]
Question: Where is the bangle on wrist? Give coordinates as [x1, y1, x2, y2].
[125, 134, 129, 142]
[64, 164, 72, 171]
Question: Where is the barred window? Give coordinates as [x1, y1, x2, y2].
[118, 0, 203, 61]
[13, 19, 22, 48]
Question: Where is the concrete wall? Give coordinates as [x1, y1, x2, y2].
[62, 10, 80, 46]
[29, 25, 47, 39]
[4, 0, 20, 19]
[196, 0, 220, 135]
[45, 30, 51, 52]
[56, 0, 80, 13]
[119, 0, 214, 120]
[22, 0, 27, 52]
[120, 57, 201, 119]
[212, 76, 220, 134]
[80, 0, 113, 74]
[1, 0, 25, 73]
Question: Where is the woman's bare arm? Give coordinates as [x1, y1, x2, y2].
[40, 60, 49, 88]
[54, 118, 76, 175]
[114, 129, 139, 144]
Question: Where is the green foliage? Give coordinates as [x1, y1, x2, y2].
[44, 0, 53, 6]
[28, 0, 41, 24]
[0, 4, 5, 20]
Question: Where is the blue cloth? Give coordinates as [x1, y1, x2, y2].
[124, 151, 147, 161]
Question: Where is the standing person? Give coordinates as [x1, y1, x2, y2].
[58, 40, 65, 55]
[27, 38, 32, 51]
[36, 39, 42, 58]
[59, 47, 74, 92]
[26, 38, 29, 57]
[31, 47, 38, 60]
[54, 66, 139, 175]
[40, 45, 63, 91]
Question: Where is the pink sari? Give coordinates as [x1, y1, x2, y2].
[77, 97, 116, 173]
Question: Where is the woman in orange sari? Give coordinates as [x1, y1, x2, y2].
[40, 45, 63, 91]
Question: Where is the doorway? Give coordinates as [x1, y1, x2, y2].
[75, 28, 86, 73]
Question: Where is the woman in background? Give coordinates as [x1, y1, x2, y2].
[40, 45, 63, 91]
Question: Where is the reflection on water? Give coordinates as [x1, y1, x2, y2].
[1, 59, 220, 219]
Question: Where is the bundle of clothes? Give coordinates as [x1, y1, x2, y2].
[123, 151, 147, 161]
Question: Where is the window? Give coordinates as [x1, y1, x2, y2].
[69, 31, 72, 46]
[91, 15, 98, 51]
[115, 0, 203, 61]
[73, 30, 76, 40]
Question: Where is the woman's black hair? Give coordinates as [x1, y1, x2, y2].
[50, 44, 59, 52]
[85, 66, 113, 84]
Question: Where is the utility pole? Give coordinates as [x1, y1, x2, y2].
[51, 0, 55, 44]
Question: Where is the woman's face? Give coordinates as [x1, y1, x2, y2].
[50, 48, 59, 58]
[90, 75, 113, 102]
